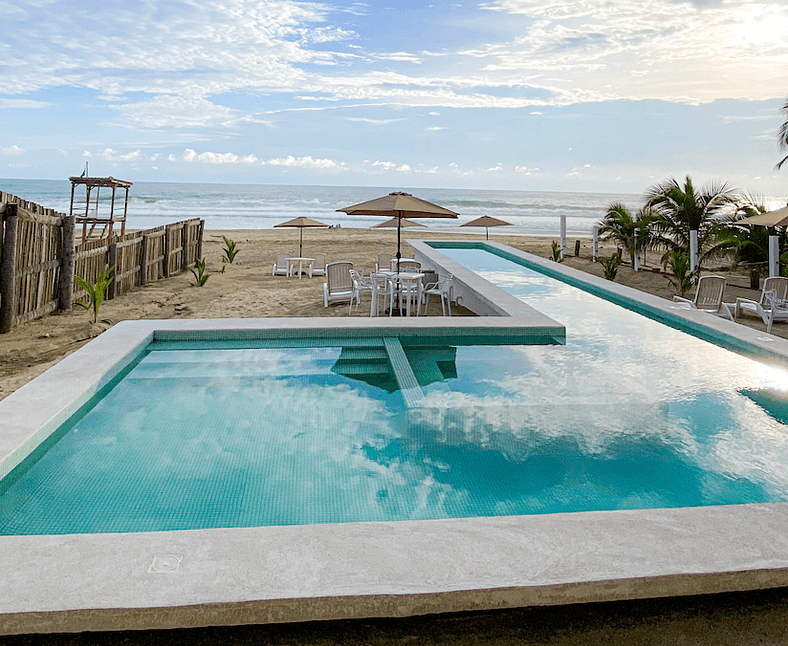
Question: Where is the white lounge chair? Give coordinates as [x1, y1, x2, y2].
[272, 252, 292, 277]
[310, 253, 327, 278]
[732, 276, 788, 332]
[672, 275, 732, 319]
[323, 261, 354, 308]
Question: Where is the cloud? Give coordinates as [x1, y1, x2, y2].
[2, 145, 24, 156]
[0, 99, 49, 109]
[182, 149, 260, 164]
[345, 117, 405, 125]
[112, 95, 236, 129]
[100, 148, 142, 162]
[261, 155, 344, 169]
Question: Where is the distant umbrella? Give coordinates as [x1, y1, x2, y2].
[338, 192, 458, 264]
[371, 217, 425, 229]
[274, 216, 328, 256]
[461, 215, 513, 240]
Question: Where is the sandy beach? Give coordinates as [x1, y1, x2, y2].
[3, 228, 788, 645]
[0, 227, 777, 403]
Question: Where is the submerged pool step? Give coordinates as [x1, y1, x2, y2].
[328, 346, 392, 379]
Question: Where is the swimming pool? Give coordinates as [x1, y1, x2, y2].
[3, 241, 788, 635]
[3, 247, 788, 535]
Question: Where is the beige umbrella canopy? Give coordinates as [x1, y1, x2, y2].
[461, 215, 513, 240]
[371, 217, 425, 229]
[737, 205, 788, 227]
[338, 191, 458, 262]
[274, 216, 328, 256]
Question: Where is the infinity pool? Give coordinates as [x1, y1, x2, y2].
[2, 248, 788, 536]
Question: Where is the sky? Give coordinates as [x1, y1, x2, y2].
[1, 0, 787, 195]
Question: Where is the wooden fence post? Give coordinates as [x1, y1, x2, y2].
[0, 204, 19, 333]
[163, 225, 171, 278]
[58, 215, 75, 311]
[197, 220, 204, 261]
[107, 240, 118, 300]
[140, 233, 149, 287]
[181, 223, 188, 271]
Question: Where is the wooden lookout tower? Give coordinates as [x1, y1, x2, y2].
[69, 175, 133, 243]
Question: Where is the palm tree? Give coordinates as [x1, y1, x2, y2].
[645, 176, 735, 271]
[715, 195, 788, 282]
[776, 99, 788, 171]
[598, 203, 653, 266]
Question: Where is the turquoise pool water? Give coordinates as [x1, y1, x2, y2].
[3, 248, 788, 535]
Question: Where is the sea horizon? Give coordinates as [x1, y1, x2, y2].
[4, 178, 783, 237]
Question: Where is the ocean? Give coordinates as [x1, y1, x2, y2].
[1, 179, 641, 236]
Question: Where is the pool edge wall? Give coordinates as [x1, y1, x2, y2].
[3, 242, 788, 634]
[3, 505, 788, 635]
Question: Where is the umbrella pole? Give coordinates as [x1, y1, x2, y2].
[299, 228, 303, 257]
[486, 227, 489, 240]
[396, 213, 403, 272]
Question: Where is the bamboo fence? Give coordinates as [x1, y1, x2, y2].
[0, 191, 204, 333]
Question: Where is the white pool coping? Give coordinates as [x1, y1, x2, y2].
[2, 242, 788, 635]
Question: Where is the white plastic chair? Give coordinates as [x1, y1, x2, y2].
[375, 253, 393, 273]
[349, 269, 373, 313]
[421, 274, 453, 316]
[272, 252, 292, 276]
[322, 261, 354, 308]
[672, 275, 731, 319]
[370, 274, 394, 316]
[732, 276, 788, 328]
[310, 253, 327, 278]
[392, 259, 421, 272]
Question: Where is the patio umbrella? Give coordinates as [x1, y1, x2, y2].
[371, 217, 425, 229]
[274, 216, 328, 256]
[737, 205, 788, 227]
[337, 192, 458, 264]
[461, 215, 513, 240]
[736, 205, 788, 277]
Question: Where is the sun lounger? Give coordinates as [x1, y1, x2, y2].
[673, 275, 732, 319]
[323, 261, 354, 308]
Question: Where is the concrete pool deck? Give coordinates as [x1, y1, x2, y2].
[2, 241, 788, 635]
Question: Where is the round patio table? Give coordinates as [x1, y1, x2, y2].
[287, 257, 314, 278]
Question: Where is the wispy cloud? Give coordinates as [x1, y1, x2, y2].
[261, 155, 344, 169]
[182, 149, 259, 164]
[0, 99, 49, 109]
[2, 145, 24, 156]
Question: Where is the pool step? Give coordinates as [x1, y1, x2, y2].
[329, 346, 391, 378]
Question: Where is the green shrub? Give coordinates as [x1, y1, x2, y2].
[601, 254, 620, 281]
[550, 240, 563, 262]
[222, 236, 239, 264]
[74, 265, 114, 324]
[189, 258, 210, 287]
[666, 249, 694, 297]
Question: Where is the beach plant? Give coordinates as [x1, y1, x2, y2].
[189, 258, 210, 287]
[665, 249, 694, 298]
[74, 265, 114, 324]
[222, 236, 239, 264]
[550, 240, 563, 262]
[601, 254, 620, 281]
[598, 203, 653, 267]
[776, 98, 788, 171]
[645, 176, 736, 271]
